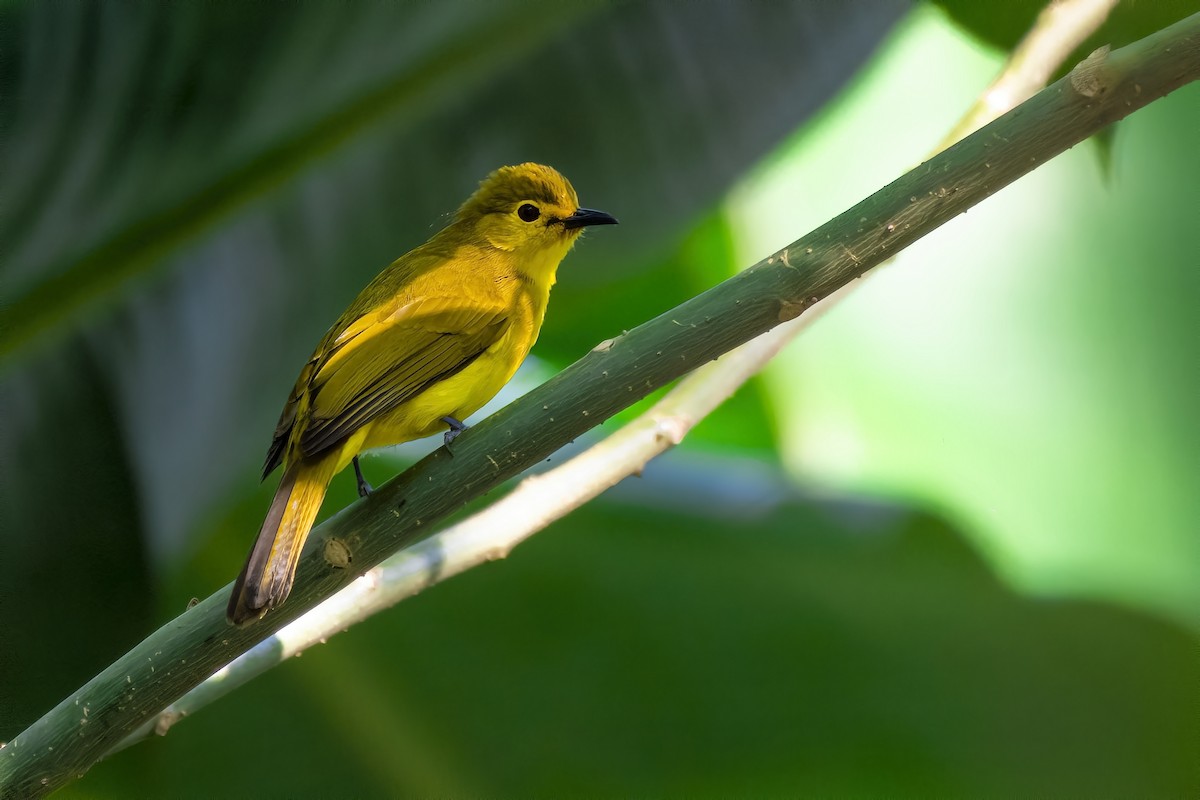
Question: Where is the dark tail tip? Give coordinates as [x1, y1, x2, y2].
[227, 568, 268, 627]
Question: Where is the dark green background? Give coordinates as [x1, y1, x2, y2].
[1, 1, 1196, 796]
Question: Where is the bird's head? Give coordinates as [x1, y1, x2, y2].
[456, 163, 617, 281]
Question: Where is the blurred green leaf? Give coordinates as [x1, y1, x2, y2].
[0, 2, 590, 359]
[68, 498, 1200, 796]
[10, 5, 1197, 796]
[735, 8, 1200, 626]
[0, 0, 907, 749]
[31, 0, 904, 557]
[0, 341, 154, 738]
[933, 0, 1200, 71]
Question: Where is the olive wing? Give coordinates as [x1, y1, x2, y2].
[265, 295, 509, 471]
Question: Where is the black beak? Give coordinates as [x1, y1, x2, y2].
[561, 207, 619, 230]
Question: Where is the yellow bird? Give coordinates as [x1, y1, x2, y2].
[228, 163, 616, 625]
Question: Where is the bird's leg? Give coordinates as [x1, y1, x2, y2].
[352, 455, 373, 498]
[441, 415, 469, 449]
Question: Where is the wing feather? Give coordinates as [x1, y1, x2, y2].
[289, 297, 509, 460]
[262, 241, 511, 477]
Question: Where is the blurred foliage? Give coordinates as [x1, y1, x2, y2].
[730, 6, 1200, 629]
[2, 0, 1198, 797]
[934, 0, 1200, 67]
[63, 499, 1200, 797]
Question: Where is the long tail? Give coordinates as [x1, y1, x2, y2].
[227, 453, 339, 626]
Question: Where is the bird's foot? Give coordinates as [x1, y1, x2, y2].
[353, 455, 373, 497]
[441, 416, 468, 451]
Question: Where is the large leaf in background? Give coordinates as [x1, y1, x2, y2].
[0, 1, 908, 738]
[3, 0, 908, 557]
[729, 6, 1200, 626]
[0, 1, 588, 344]
[68, 497, 1199, 796]
[0, 337, 154, 738]
[934, 0, 1200, 66]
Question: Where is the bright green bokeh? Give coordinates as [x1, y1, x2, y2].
[728, 6, 1200, 627]
[8, 3, 1199, 797]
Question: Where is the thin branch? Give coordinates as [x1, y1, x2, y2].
[2, 13, 1197, 798]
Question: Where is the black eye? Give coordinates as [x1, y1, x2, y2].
[517, 203, 540, 222]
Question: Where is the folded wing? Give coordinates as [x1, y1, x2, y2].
[263, 294, 509, 475]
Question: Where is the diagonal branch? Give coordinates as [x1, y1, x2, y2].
[2, 12, 1197, 798]
[111, 312, 811, 755]
[110, 0, 1127, 751]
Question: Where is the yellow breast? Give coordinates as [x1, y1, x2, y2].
[351, 275, 548, 460]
